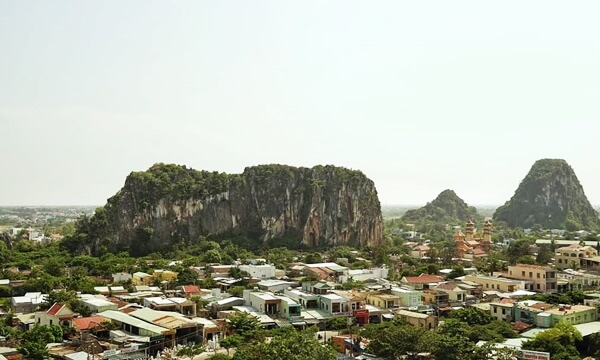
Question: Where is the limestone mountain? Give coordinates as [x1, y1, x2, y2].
[494, 159, 600, 230]
[63, 163, 383, 256]
[402, 189, 480, 225]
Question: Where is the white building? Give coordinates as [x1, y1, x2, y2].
[238, 264, 276, 279]
[339, 267, 389, 283]
[112, 272, 132, 284]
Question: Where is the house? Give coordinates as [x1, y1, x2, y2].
[11, 292, 47, 314]
[490, 302, 516, 322]
[112, 272, 132, 284]
[257, 280, 298, 293]
[410, 245, 431, 259]
[303, 280, 336, 295]
[153, 270, 178, 283]
[274, 295, 302, 319]
[400, 274, 444, 290]
[243, 289, 282, 316]
[72, 316, 108, 333]
[80, 297, 119, 313]
[537, 304, 597, 328]
[555, 244, 600, 270]
[319, 293, 349, 315]
[422, 290, 449, 307]
[463, 275, 524, 293]
[506, 264, 557, 293]
[361, 291, 402, 310]
[132, 272, 153, 286]
[338, 267, 389, 283]
[434, 283, 467, 304]
[99, 310, 168, 337]
[238, 264, 276, 279]
[35, 303, 74, 327]
[395, 309, 438, 330]
[177, 285, 201, 297]
[390, 287, 422, 308]
[283, 289, 320, 309]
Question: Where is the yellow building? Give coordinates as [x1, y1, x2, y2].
[132, 272, 154, 286]
[555, 244, 599, 270]
[463, 275, 524, 293]
[395, 310, 437, 330]
[507, 264, 557, 293]
[153, 270, 178, 282]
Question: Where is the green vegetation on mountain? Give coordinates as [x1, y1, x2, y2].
[494, 159, 600, 230]
[62, 163, 383, 256]
[401, 189, 480, 225]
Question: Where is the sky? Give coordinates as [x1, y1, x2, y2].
[1, 1, 600, 207]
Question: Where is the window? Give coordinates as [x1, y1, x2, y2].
[502, 309, 506, 315]
[529, 272, 533, 278]
[537, 284, 540, 290]
[522, 271, 525, 276]
[494, 307, 497, 313]
[537, 273, 540, 278]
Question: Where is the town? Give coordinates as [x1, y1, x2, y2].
[2, 215, 600, 360]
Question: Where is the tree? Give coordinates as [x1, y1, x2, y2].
[228, 311, 261, 336]
[366, 323, 429, 359]
[522, 322, 582, 360]
[220, 335, 243, 355]
[229, 267, 251, 280]
[18, 324, 63, 360]
[177, 268, 199, 286]
[232, 328, 336, 360]
[447, 307, 494, 326]
[207, 354, 232, 360]
[447, 265, 466, 279]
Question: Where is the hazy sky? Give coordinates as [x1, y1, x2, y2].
[1, 1, 599, 206]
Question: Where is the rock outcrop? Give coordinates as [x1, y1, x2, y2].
[402, 189, 480, 225]
[66, 164, 383, 255]
[494, 159, 599, 230]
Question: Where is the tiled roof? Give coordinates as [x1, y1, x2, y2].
[436, 283, 459, 291]
[47, 303, 64, 316]
[183, 285, 200, 294]
[72, 316, 106, 331]
[404, 274, 444, 284]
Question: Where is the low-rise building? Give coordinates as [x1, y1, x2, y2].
[338, 267, 389, 283]
[490, 302, 516, 322]
[390, 287, 422, 308]
[35, 303, 74, 327]
[81, 297, 119, 313]
[506, 264, 557, 293]
[239, 264, 276, 279]
[112, 272, 132, 284]
[11, 292, 47, 314]
[434, 283, 467, 304]
[400, 274, 444, 290]
[395, 309, 437, 330]
[243, 290, 281, 316]
[132, 272, 153, 286]
[319, 293, 349, 315]
[463, 275, 524, 293]
[410, 245, 431, 259]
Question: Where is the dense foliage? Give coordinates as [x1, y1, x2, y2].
[494, 159, 600, 230]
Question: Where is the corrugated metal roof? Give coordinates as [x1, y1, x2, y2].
[99, 310, 168, 335]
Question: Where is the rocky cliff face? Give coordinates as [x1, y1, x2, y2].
[494, 159, 599, 230]
[402, 189, 480, 225]
[68, 164, 383, 255]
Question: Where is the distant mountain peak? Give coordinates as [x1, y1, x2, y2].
[402, 189, 480, 224]
[493, 159, 600, 230]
